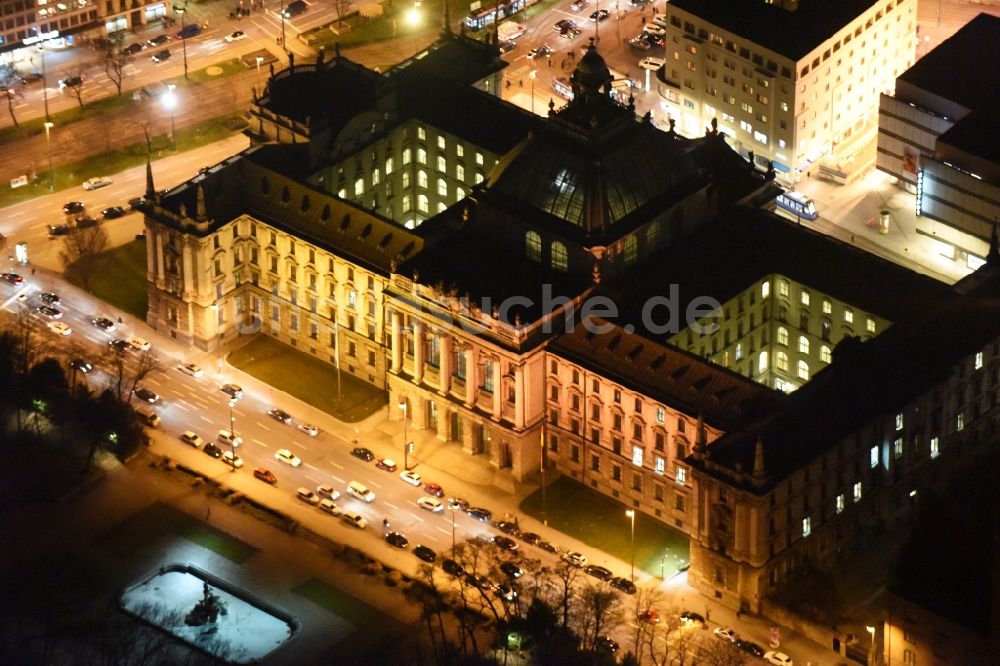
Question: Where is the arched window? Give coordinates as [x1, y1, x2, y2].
[300, 195, 310, 212]
[777, 326, 788, 346]
[280, 185, 290, 203]
[758, 351, 768, 374]
[776, 351, 789, 372]
[624, 236, 637, 265]
[417, 194, 429, 213]
[525, 231, 542, 262]
[797, 360, 809, 380]
[820, 345, 832, 363]
[417, 170, 428, 189]
[551, 241, 568, 272]
[798, 336, 809, 354]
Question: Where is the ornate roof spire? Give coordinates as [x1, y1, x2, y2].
[196, 181, 207, 220]
[145, 155, 156, 199]
[752, 434, 767, 486]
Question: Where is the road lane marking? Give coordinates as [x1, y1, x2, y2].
[291, 441, 306, 450]
[200, 416, 213, 424]
[385, 502, 399, 510]
[368, 480, 382, 489]
[258, 424, 271, 431]
[304, 463, 320, 471]
[172, 403, 188, 412]
[330, 475, 345, 483]
[436, 527, 451, 536]
[331, 462, 344, 470]
[252, 438, 267, 448]
[306, 475, 322, 484]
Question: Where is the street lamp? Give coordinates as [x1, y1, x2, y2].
[162, 84, 177, 149]
[450, 503, 458, 555]
[867, 625, 877, 665]
[227, 398, 238, 469]
[529, 69, 537, 116]
[44, 121, 54, 191]
[626, 509, 636, 581]
[279, 0, 287, 51]
[399, 400, 410, 469]
[173, 2, 190, 79]
[255, 55, 264, 94]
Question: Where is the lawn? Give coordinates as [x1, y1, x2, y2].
[65, 238, 148, 320]
[227, 335, 387, 423]
[305, 0, 470, 50]
[97, 501, 259, 564]
[520, 476, 690, 578]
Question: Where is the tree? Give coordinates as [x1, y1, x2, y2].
[6, 88, 24, 127]
[574, 583, 623, 653]
[59, 219, 110, 290]
[333, 0, 351, 26]
[94, 35, 132, 96]
[703, 637, 748, 666]
[59, 67, 87, 110]
[106, 347, 164, 405]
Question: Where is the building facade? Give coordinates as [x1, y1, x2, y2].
[660, 0, 915, 182]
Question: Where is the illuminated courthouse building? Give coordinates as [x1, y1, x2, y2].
[659, 0, 915, 182]
[142, 27, 1000, 620]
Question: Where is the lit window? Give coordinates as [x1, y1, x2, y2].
[475, 171, 484, 184]
[656, 407, 665, 424]
[798, 336, 809, 354]
[402, 171, 410, 189]
[778, 279, 789, 297]
[835, 494, 845, 514]
[372, 169, 380, 186]
[475, 152, 484, 166]
[761, 281, 770, 298]
[437, 135, 445, 150]
[870, 446, 878, 468]
[417, 194, 429, 213]
[895, 413, 903, 430]
[844, 308, 854, 324]
[402, 195, 411, 213]
[853, 481, 862, 502]
[735, 342, 743, 361]
[866, 318, 876, 333]
[797, 360, 809, 380]
[930, 436, 939, 458]
[417, 126, 426, 140]
[348, 290, 356, 306]
[457, 144, 464, 157]
[975, 351, 983, 369]
[893, 437, 903, 459]
[403, 148, 411, 164]
[675, 466, 687, 484]
[437, 178, 447, 196]
[385, 157, 394, 174]
[337, 188, 347, 198]
[956, 412, 964, 431]
[354, 178, 364, 196]
[525, 231, 541, 262]
[417, 148, 427, 164]
[822, 299, 832, 314]
[632, 446, 644, 467]
[800, 290, 810, 306]
[551, 242, 568, 272]
[456, 164, 465, 181]
[776, 351, 789, 372]
[417, 170, 428, 189]
[758, 351, 768, 373]
[802, 517, 811, 537]
[655, 456, 665, 474]
[436, 156, 446, 172]
[777, 327, 789, 346]
[820, 346, 831, 363]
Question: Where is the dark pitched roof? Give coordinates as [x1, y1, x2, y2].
[256, 57, 383, 129]
[551, 320, 784, 431]
[386, 34, 505, 87]
[669, 0, 878, 62]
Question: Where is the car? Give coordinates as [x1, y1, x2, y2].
[417, 496, 444, 512]
[610, 576, 637, 594]
[179, 431, 204, 448]
[736, 639, 765, 658]
[560, 26, 582, 39]
[494, 521, 520, 537]
[423, 482, 444, 497]
[121, 42, 145, 55]
[628, 34, 652, 50]
[58, 75, 83, 89]
[495, 583, 518, 602]
[281, 0, 307, 17]
[297, 423, 319, 437]
[147, 34, 169, 47]
[34, 305, 62, 319]
[47, 322, 71, 336]
[399, 470, 422, 486]
[448, 497, 470, 512]
[520, 532, 542, 546]
[638, 609, 661, 625]
[296, 487, 320, 505]
[1, 273, 23, 285]
[69, 358, 92, 373]
[639, 56, 665, 71]
[347, 481, 375, 502]
[176, 23, 202, 39]
[499, 562, 523, 579]
[82, 176, 112, 191]
[679, 610, 706, 625]
[554, 18, 576, 31]
[570, 0, 588, 10]
[177, 362, 203, 377]
[48, 224, 71, 236]
[217, 429, 242, 447]
[133, 388, 160, 404]
[643, 23, 666, 37]
[253, 467, 277, 484]
[414, 545, 437, 563]
[596, 636, 619, 653]
[109, 339, 131, 353]
[74, 216, 98, 229]
[498, 39, 516, 54]
[538, 540, 559, 555]
[38, 292, 60, 305]
[222, 451, 243, 469]
[467, 507, 492, 522]
[127, 336, 150, 352]
[151, 49, 171, 63]
[442, 558, 464, 576]
[221, 383, 244, 399]
[562, 552, 587, 567]
[341, 510, 368, 529]
[386, 531, 409, 549]
[267, 408, 292, 425]
[93, 318, 116, 332]
[274, 448, 302, 467]
[63, 201, 85, 215]
[128, 196, 146, 210]
[317, 484, 341, 501]
[714, 627, 738, 643]
[224, 29, 247, 43]
[584, 564, 614, 581]
[589, 9, 610, 22]
[319, 498, 340, 515]
[101, 206, 126, 219]
[351, 446, 374, 461]
[492, 536, 519, 552]
[203, 442, 222, 458]
[466, 573, 496, 591]
[375, 458, 398, 472]
[527, 45, 552, 60]
[763, 651, 794, 666]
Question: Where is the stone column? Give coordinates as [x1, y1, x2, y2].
[465, 345, 476, 408]
[413, 321, 425, 385]
[390, 310, 403, 373]
[439, 335, 452, 396]
[491, 356, 502, 420]
[513, 363, 525, 428]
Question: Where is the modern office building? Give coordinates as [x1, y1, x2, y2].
[659, 0, 915, 183]
[877, 13, 1000, 270]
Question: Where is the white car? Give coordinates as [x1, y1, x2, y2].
[178, 363, 203, 377]
[638, 56, 665, 71]
[764, 651, 794, 666]
[714, 627, 738, 643]
[317, 484, 341, 501]
[179, 431, 203, 448]
[48, 321, 71, 336]
[642, 23, 666, 37]
[82, 176, 112, 190]
[222, 450, 244, 468]
[217, 429, 242, 447]
[297, 423, 319, 437]
[275, 448, 302, 467]
[417, 496, 444, 512]
[400, 470, 422, 486]
[562, 551, 588, 567]
[224, 30, 246, 42]
[319, 498, 341, 515]
[127, 335, 150, 351]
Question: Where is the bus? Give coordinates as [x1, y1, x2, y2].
[775, 190, 818, 220]
[464, 0, 541, 30]
[552, 77, 573, 100]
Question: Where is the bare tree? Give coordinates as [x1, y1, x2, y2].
[702, 636, 748, 666]
[551, 563, 581, 629]
[96, 36, 133, 96]
[59, 220, 110, 290]
[106, 347, 164, 404]
[574, 583, 623, 653]
[59, 67, 88, 110]
[332, 0, 351, 27]
[6, 88, 24, 127]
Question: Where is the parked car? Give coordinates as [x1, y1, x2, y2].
[221, 383, 244, 399]
[375, 458, 398, 472]
[341, 510, 368, 529]
[386, 531, 409, 549]
[448, 497, 470, 512]
[527, 45, 552, 60]
[147, 34, 169, 47]
[121, 42, 145, 55]
[82, 176, 112, 191]
[610, 577, 637, 594]
[562, 552, 587, 567]
[297, 423, 319, 437]
[151, 49, 171, 63]
[714, 627, 738, 643]
[48, 224, 71, 236]
[589, 9, 609, 21]
[63, 201, 85, 215]
[467, 507, 492, 522]
[177, 362, 203, 377]
[417, 496, 444, 512]
[108, 339, 131, 353]
[47, 322, 71, 336]
[217, 429, 242, 447]
[499, 562, 523, 579]
[414, 545, 437, 563]
[584, 565, 613, 581]
[423, 482, 444, 497]
[296, 487, 320, 505]
[69, 358, 93, 373]
[133, 388, 160, 404]
[93, 317, 116, 331]
[268, 408, 293, 424]
[253, 467, 277, 484]
[351, 447, 374, 461]
[38, 292, 60, 305]
[346, 481, 375, 502]
[495, 583, 518, 602]
[596, 636, 619, 653]
[179, 431, 203, 448]
[127, 335, 150, 351]
[203, 442, 222, 458]
[554, 18, 576, 31]
[221, 451, 244, 468]
[494, 521, 520, 537]
[520, 532, 542, 546]
[763, 651, 794, 666]
[492, 536, 519, 552]
[176, 23, 202, 39]
[34, 305, 62, 319]
[102, 206, 126, 219]
[679, 610, 706, 625]
[569, 0, 589, 10]
[74, 216, 98, 229]
[628, 34, 653, 50]
[318, 498, 340, 515]
[274, 448, 301, 467]
[399, 470, 422, 486]
[537, 540, 559, 555]
[637, 609, 661, 625]
[442, 558, 464, 576]
[736, 639, 765, 658]
[317, 484, 341, 501]
[1, 273, 23, 285]
[59, 75, 83, 89]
